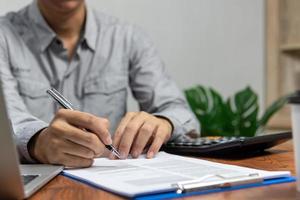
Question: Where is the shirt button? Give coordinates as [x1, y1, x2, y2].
[55, 40, 63, 48]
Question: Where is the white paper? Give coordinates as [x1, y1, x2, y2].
[64, 152, 290, 197]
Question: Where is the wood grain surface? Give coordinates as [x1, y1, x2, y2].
[28, 141, 298, 200]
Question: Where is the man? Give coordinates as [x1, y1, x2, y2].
[0, 0, 199, 168]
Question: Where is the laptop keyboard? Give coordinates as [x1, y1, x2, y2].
[22, 175, 39, 185]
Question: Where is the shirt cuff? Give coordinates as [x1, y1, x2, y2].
[153, 107, 200, 141]
[14, 120, 48, 163]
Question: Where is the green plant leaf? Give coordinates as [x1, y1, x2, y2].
[224, 87, 258, 137]
[185, 85, 227, 136]
[257, 93, 294, 134]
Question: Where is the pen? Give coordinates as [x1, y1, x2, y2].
[46, 88, 121, 159]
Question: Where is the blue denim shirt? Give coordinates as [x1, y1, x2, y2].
[0, 1, 199, 163]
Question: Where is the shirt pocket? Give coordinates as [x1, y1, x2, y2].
[82, 75, 128, 119]
[18, 78, 49, 98]
[17, 78, 53, 121]
[10, 60, 31, 78]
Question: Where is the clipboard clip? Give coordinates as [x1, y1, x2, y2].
[173, 173, 263, 194]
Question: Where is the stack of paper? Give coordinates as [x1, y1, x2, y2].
[63, 152, 291, 198]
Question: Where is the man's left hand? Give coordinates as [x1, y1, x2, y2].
[110, 112, 173, 159]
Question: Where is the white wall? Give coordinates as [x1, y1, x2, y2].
[0, 0, 265, 111]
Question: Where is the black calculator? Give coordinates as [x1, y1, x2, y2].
[161, 131, 292, 156]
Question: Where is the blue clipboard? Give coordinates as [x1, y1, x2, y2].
[62, 172, 295, 200]
[135, 176, 295, 200]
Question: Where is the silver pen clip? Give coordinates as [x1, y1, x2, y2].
[47, 88, 74, 110]
[173, 173, 261, 194]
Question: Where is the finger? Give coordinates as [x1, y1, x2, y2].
[130, 121, 157, 158]
[118, 112, 149, 159]
[147, 126, 168, 159]
[56, 109, 112, 145]
[52, 120, 105, 156]
[60, 139, 95, 159]
[60, 153, 94, 168]
[109, 112, 136, 159]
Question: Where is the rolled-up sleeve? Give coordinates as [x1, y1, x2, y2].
[0, 31, 48, 163]
[128, 26, 200, 140]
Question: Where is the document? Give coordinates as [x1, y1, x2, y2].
[64, 152, 290, 197]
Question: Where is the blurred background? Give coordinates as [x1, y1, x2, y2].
[4, 0, 294, 130]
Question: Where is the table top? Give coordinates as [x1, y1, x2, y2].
[29, 141, 300, 200]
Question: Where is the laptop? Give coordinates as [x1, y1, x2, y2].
[0, 82, 63, 199]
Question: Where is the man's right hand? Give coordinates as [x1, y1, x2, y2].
[28, 109, 112, 168]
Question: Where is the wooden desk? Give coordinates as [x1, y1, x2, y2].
[29, 141, 300, 200]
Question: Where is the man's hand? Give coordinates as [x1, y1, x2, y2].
[110, 112, 173, 159]
[28, 109, 112, 168]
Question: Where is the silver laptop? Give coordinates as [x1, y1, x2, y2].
[0, 82, 63, 199]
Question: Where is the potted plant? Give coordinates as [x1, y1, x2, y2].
[185, 85, 292, 137]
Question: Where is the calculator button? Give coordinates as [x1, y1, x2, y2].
[193, 142, 203, 146]
[218, 140, 228, 144]
[168, 142, 176, 146]
[221, 138, 229, 142]
[203, 141, 212, 145]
